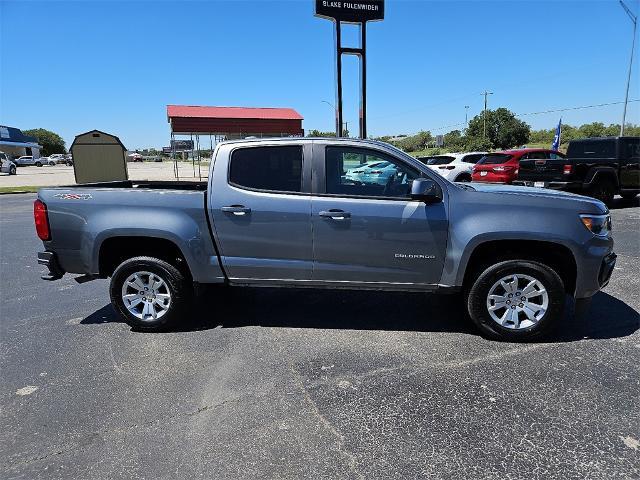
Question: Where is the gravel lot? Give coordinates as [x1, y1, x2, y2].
[0, 162, 208, 187]
[0, 194, 639, 479]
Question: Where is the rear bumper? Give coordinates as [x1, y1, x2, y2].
[37, 251, 65, 281]
[513, 180, 584, 191]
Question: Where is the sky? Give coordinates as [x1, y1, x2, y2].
[1, 0, 639, 149]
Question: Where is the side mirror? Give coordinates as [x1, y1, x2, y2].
[410, 178, 443, 203]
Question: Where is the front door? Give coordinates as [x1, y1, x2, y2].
[209, 144, 313, 281]
[311, 145, 448, 287]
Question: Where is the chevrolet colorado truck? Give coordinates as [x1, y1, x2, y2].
[35, 138, 616, 341]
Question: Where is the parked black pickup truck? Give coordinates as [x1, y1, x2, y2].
[514, 136, 640, 204]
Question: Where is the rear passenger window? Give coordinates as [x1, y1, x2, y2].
[462, 154, 484, 164]
[229, 146, 303, 193]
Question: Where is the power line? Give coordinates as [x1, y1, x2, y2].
[378, 99, 640, 138]
[515, 99, 640, 117]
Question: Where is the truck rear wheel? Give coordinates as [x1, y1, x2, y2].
[466, 260, 565, 341]
[589, 179, 615, 205]
[109, 256, 191, 331]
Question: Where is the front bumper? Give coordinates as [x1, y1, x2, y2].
[38, 251, 65, 280]
[598, 252, 617, 288]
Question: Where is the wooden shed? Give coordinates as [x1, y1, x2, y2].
[70, 130, 128, 184]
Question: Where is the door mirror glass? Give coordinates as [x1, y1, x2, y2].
[410, 178, 442, 203]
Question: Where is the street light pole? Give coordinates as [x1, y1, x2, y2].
[619, 0, 637, 136]
[464, 105, 470, 128]
[321, 100, 348, 136]
[481, 91, 493, 139]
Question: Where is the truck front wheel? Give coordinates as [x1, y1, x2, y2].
[466, 260, 565, 341]
[109, 256, 191, 331]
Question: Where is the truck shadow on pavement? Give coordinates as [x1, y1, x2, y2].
[81, 289, 639, 342]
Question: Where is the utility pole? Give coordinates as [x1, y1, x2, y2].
[481, 91, 493, 139]
[619, 0, 637, 136]
[464, 105, 470, 128]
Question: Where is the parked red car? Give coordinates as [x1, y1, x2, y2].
[472, 148, 566, 184]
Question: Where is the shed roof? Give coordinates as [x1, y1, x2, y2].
[70, 130, 126, 150]
[167, 105, 303, 121]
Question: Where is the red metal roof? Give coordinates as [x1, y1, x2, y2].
[167, 105, 303, 121]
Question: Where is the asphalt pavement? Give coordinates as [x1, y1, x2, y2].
[1, 193, 639, 479]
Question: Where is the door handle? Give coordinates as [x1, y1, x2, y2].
[319, 210, 351, 220]
[221, 205, 251, 216]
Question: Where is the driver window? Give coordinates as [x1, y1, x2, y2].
[325, 147, 420, 198]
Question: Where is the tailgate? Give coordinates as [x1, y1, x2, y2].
[518, 159, 568, 182]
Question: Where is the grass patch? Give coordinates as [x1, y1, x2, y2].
[0, 185, 40, 194]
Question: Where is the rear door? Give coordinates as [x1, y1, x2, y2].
[310, 144, 448, 287]
[209, 143, 313, 281]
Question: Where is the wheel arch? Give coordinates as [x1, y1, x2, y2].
[98, 235, 193, 281]
[461, 239, 577, 295]
[585, 167, 619, 187]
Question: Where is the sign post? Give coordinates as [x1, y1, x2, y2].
[315, 1, 384, 139]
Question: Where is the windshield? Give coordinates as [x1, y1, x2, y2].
[477, 154, 512, 165]
[420, 156, 455, 165]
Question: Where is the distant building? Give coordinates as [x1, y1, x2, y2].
[0, 125, 42, 159]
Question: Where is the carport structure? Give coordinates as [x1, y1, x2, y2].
[166, 105, 304, 180]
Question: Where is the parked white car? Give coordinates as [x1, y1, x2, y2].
[417, 152, 487, 182]
[0, 152, 17, 175]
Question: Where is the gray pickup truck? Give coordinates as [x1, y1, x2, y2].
[35, 138, 616, 341]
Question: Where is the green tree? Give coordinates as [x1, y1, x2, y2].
[578, 122, 606, 138]
[307, 129, 336, 137]
[23, 128, 66, 156]
[466, 108, 530, 150]
[443, 129, 465, 150]
[395, 130, 433, 152]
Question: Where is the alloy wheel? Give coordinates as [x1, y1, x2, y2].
[121, 271, 172, 321]
[486, 273, 549, 330]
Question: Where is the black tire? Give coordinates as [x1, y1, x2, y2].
[589, 179, 615, 205]
[466, 260, 565, 342]
[109, 256, 191, 331]
[9, 165, 16, 175]
[35, 161, 43, 167]
[455, 173, 472, 182]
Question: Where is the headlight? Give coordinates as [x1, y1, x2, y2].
[580, 214, 612, 236]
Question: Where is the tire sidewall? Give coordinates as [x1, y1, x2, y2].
[9, 165, 16, 175]
[109, 256, 189, 331]
[467, 260, 565, 341]
[591, 180, 614, 205]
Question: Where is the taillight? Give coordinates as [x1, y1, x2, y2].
[563, 164, 573, 175]
[493, 165, 514, 172]
[34, 199, 51, 241]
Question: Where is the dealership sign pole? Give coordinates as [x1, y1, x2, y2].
[315, 1, 384, 138]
